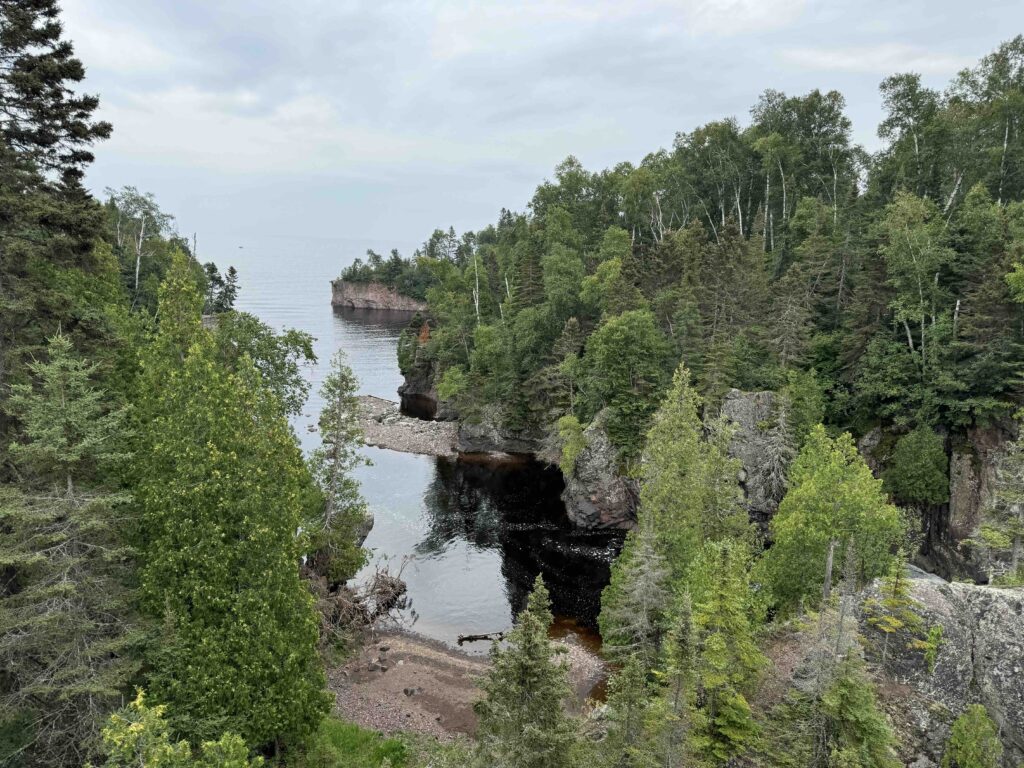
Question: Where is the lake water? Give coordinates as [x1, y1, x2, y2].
[230, 240, 619, 651]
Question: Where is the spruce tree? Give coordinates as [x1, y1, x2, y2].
[820, 653, 899, 768]
[474, 575, 578, 768]
[0, 335, 136, 767]
[942, 705, 1002, 768]
[134, 257, 329, 749]
[307, 350, 369, 585]
[689, 541, 767, 765]
[602, 655, 655, 768]
[864, 553, 924, 664]
[599, 514, 671, 666]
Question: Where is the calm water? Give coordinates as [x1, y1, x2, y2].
[229, 240, 618, 651]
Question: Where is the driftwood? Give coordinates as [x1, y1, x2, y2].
[457, 631, 506, 645]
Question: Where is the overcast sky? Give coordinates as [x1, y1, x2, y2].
[62, 0, 1024, 260]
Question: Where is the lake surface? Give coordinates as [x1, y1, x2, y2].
[230, 241, 619, 651]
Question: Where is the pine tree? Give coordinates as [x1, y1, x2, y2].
[133, 260, 329, 749]
[0, 336, 136, 767]
[820, 654, 899, 768]
[599, 514, 671, 666]
[6, 333, 126, 495]
[656, 594, 696, 768]
[474, 576, 578, 768]
[690, 541, 767, 765]
[864, 552, 924, 664]
[215, 266, 239, 312]
[602, 655, 655, 768]
[307, 350, 370, 585]
[942, 705, 1002, 768]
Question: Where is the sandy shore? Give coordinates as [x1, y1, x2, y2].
[357, 396, 458, 457]
[329, 628, 607, 739]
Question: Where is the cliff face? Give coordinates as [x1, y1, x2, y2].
[331, 279, 427, 312]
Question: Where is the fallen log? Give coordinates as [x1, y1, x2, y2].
[457, 631, 506, 645]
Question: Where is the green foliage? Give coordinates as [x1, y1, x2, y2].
[340, 247, 436, 301]
[820, 654, 900, 768]
[602, 655, 655, 768]
[884, 426, 949, 507]
[287, 718, 408, 768]
[5, 332, 126, 493]
[689, 540, 767, 765]
[306, 351, 370, 585]
[640, 363, 748, 581]
[599, 516, 671, 666]
[556, 414, 586, 476]
[91, 691, 263, 768]
[864, 553, 924, 663]
[761, 425, 904, 612]
[474, 576, 578, 768]
[133, 262, 330, 749]
[580, 310, 671, 462]
[942, 705, 1003, 768]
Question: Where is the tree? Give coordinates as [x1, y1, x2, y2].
[640, 363, 747, 580]
[883, 426, 949, 509]
[0, 336, 136, 767]
[602, 655, 655, 768]
[105, 187, 175, 306]
[134, 260, 329, 749]
[942, 704, 1003, 768]
[599, 514, 671, 666]
[474, 576, 578, 768]
[863, 553, 924, 664]
[5, 333, 126, 495]
[215, 266, 239, 312]
[689, 541, 767, 765]
[306, 350, 370, 585]
[820, 653, 899, 768]
[580, 310, 670, 461]
[761, 425, 904, 612]
[91, 691, 263, 768]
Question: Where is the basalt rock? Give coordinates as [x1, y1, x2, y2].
[456, 406, 544, 455]
[561, 409, 638, 530]
[331, 279, 427, 312]
[859, 567, 1024, 767]
[719, 389, 779, 524]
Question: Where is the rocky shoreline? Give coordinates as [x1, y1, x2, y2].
[358, 396, 457, 456]
[331, 279, 428, 312]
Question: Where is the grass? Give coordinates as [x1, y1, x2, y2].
[288, 717, 408, 768]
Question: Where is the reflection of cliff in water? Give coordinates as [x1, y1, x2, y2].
[417, 455, 624, 630]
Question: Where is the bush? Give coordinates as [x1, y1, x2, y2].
[289, 718, 407, 768]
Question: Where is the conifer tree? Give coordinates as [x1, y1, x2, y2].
[864, 552, 923, 664]
[307, 350, 369, 584]
[820, 653, 899, 768]
[474, 576, 578, 768]
[689, 541, 767, 765]
[761, 425, 904, 612]
[942, 705, 1002, 768]
[656, 594, 696, 768]
[0, 335, 135, 767]
[599, 514, 671, 666]
[602, 655, 655, 768]
[134, 258, 329, 749]
[6, 333, 126, 495]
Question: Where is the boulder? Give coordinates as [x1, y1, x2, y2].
[860, 567, 1024, 766]
[719, 389, 778, 524]
[561, 410, 638, 530]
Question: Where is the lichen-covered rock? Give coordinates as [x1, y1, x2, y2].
[718, 389, 778, 523]
[859, 567, 1024, 767]
[455, 406, 543, 455]
[561, 410, 638, 530]
[949, 426, 1007, 542]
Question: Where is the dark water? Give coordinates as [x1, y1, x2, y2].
[229, 242, 619, 651]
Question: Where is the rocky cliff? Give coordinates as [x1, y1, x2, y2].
[719, 389, 780, 525]
[331, 279, 428, 312]
[561, 409, 638, 530]
[861, 567, 1024, 767]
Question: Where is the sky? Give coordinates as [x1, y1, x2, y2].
[62, 0, 1024, 262]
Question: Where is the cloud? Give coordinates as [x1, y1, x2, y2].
[779, 44, 975, 76]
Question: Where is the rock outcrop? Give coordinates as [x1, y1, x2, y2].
[561, 410, 638, 530]
[719, 389, 779, 524]
[456, 406, 544, 455]
[331, 279, 428, 312]
[357, 396, 457, 457]
[860, 567, 1024, 766]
